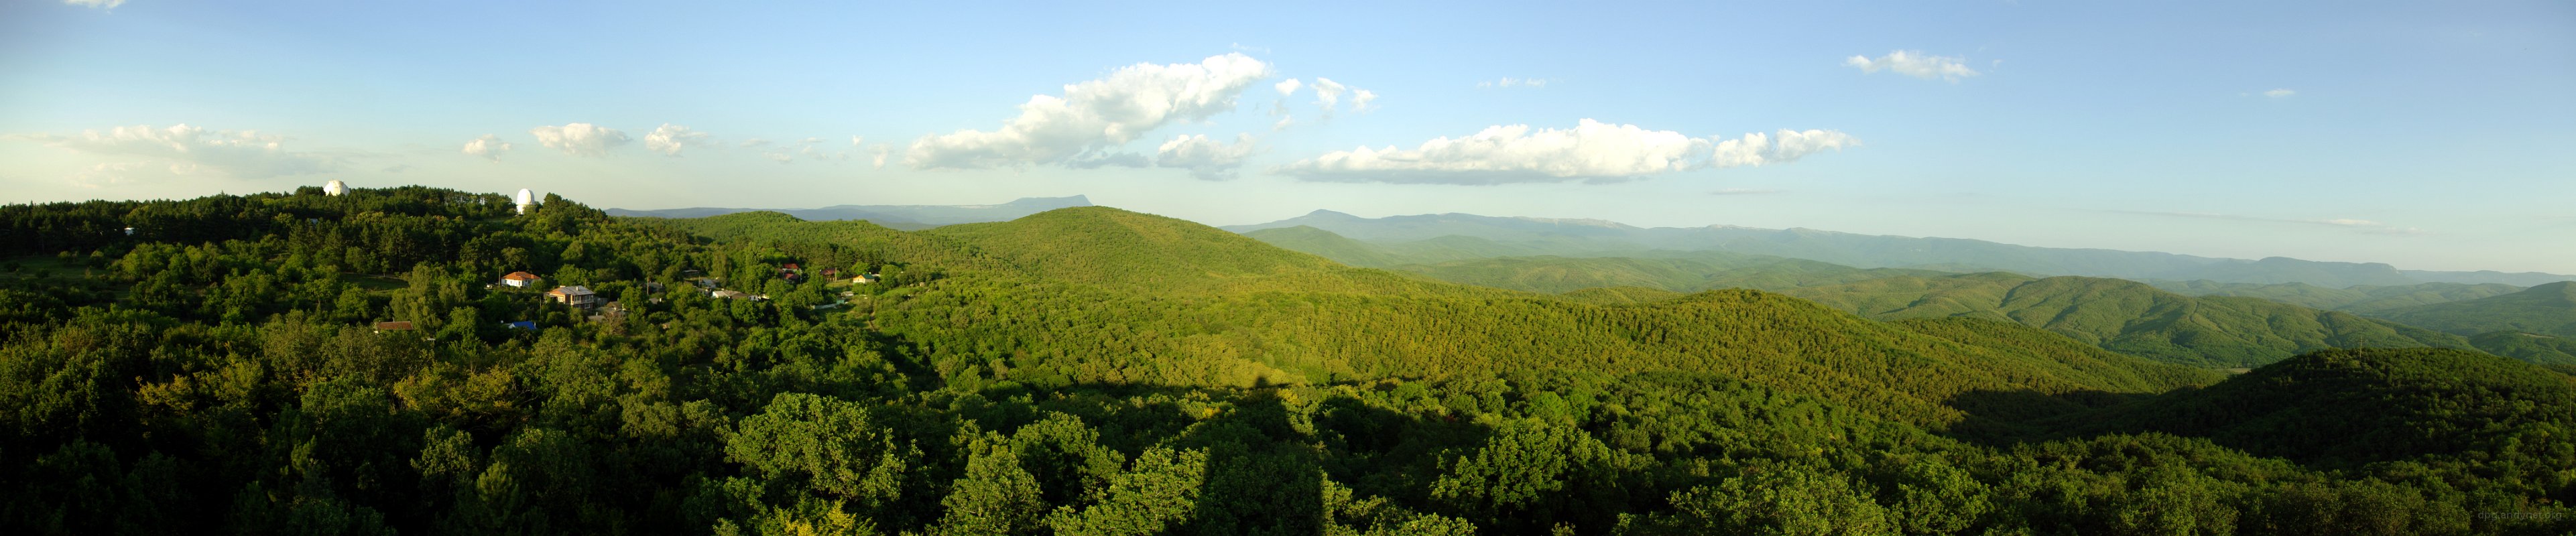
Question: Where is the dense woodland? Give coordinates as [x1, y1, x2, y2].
[3, 187, 2573, 535]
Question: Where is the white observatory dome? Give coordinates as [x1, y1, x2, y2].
[514, 188, 538, 214]
[324, 180, 347, 196]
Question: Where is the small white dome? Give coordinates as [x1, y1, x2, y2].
[324, 180, 347, 196]
[514, 188, 536, 206]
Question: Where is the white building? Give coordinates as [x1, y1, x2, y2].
[514, 188, 538, 214]
[324, 180, 348, 196]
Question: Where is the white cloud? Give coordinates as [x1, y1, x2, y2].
[1479, 77, 1553, 88]
[1274, 116, 1296, 131]
[1845, 50, 1981, 82]
[529, 123, 630, 157]
[1277, 119, 1857, 185]
[1155, 133, 1258, 180]
[1275, 78, 1303, 96]
[2264, 88, 2296, 98]
[906, 53, 1273, 170]
[21, 123, 340, 178]
[850, 135, 865, 147]
[463, 134, 513, 161]
[867, 144, 891, 170]
[739, 138, 772, 148]
[64, 0, 123, 10]
[643, 124, 716, 156]
[1311, 78, 1347, 109]
[1351, 90, 1377, 112]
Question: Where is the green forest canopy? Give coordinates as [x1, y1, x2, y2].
[1, 186, 2571, 535]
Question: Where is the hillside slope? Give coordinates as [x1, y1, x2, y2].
[2149, 279, 2524, 313]
[664, 207, 2228, 427]
[2377, 281, 2576, 338]
[1776, 273, 2474, 367]
[2097, 348, 2576, 467]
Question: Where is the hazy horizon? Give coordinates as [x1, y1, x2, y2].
[3, 1, 2571, 273]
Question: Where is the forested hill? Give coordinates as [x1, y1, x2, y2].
[5, 188, 2573, 535]
[2095, 348, 2576, 470]
[1773, 273, 2475, 367]
[1226, 211, 2576, 287]
[677, 204, 2223, 426]
[2378, 281, 2576, 339]
[2148, 279, 2527, 314]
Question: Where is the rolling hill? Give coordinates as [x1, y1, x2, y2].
[1770, 273, 2475, 367]
[2148, 279, 2525, 314]
[2376, 281, 2576, 339]
[1226, 210, 2576, 288]
[2097, 348, 2576, 467]
[670, 206, 2231, 427]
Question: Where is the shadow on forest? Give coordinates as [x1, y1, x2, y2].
[1941, 388, 2164, 445]
[898, 377, 1497, 535]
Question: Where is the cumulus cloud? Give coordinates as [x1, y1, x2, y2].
[1156, 134, 1258, 180]
[1845, 50, 1981, 82]
[64, 0, 124, 10]
[643, 124, 716, 156]
[529, 123, 630, 157]
[1276, 119, 1857, 185]
[906, 53, 1273, 170]
[19, 123, 340, 178]
[867, 145, 891, 170]
[462, 134, 513, 161]
[1275, 78, 1303, 96]
[2264, 88, 2296, 98]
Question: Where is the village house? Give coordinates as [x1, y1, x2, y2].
[711, 289, 749, 300]
[547, 285, 602, 309]
[500, 271, 541, 287]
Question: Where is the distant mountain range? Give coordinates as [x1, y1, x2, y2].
[1224, 210, 2576, 288]
[607, 196, 1093, 229]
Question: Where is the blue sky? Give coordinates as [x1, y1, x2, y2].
[3, 0, 2571, 273]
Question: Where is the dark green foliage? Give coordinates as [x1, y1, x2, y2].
[1, 189, 2567, 535]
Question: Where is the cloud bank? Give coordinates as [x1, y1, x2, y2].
[1845, 50, 1980, 82]
[906, 53, 1273, 170]
[529, 123, 630, 157]
[1276, 119, 1857, 184]
[22, 123, 339, 178]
